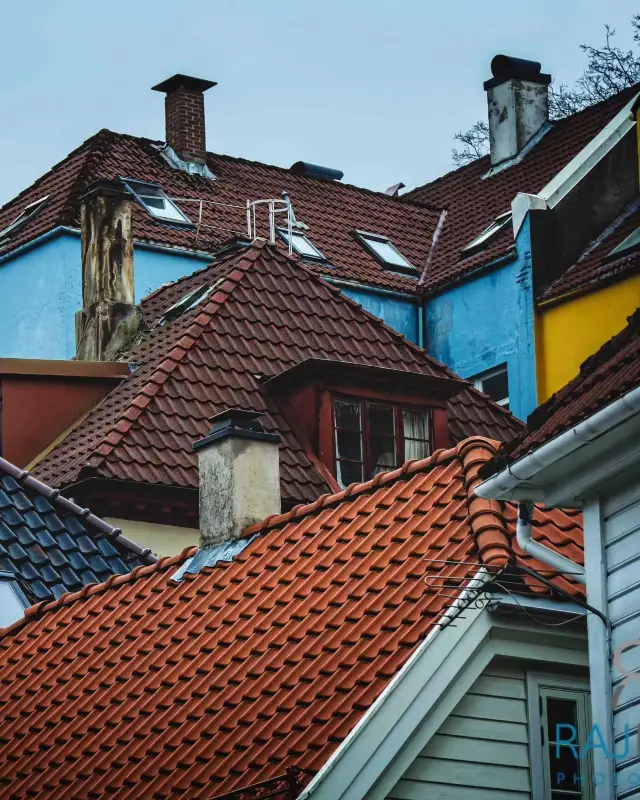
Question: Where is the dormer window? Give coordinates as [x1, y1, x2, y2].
[278, 229, 326, 260]
[122, 179, 191, 225]
[0, 196, 49, 241]
[355, 230, 416, 274]
[333, 396, 430, 487]
[461, 212, 512, 257]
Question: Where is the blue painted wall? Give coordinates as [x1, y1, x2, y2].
[425, 217, 537, 421]
[0, 232, 211, 360]
[340, 285, 420, 344]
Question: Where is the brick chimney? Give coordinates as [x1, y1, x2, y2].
[193, 410, 281, 549]
[75, 179, 140, 361]
[152, 74, 216, 166]
[484, 55, 551, 166]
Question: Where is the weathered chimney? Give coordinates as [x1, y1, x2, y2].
[484, 55, 551, 166]
[193, 410, 281, 548]
[75, 179, 139, 361]
[152, 74, 216, 165]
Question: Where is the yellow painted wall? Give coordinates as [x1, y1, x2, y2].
[105, 517, 198, 558]
[536, 271, 640, 402]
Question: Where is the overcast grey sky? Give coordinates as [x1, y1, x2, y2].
[0, 0, 637, 205]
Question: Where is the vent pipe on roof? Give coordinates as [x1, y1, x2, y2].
[75, 179, 140, 362]
[193, 410, 281, 549]
[290, 162, 344, 181]
[152, 74, 216, 166]
[484, 55, 551, 166]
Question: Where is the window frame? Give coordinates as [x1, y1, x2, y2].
[277, 228, 326, 261]
[471, 364, 509, 409]
[121, 178, 192, 225]
[527, 672, 594, 800]
[461, 211, 512, 258]
[332, 395, 431, 487]
[0, 195, 49, 241]
[607, 226, 640, 261]
[354, 229, 417, 275]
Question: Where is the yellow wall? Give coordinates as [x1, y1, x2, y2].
[105, 517, 198, 558]
[536, 272, 640, 402]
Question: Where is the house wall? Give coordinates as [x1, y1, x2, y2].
[385, 660, 532, 800]
[536, 272, 640, 402]
[339, 285, 420, 344]
[0, 233, 211, 360]
[104, 517, 198, 557]
[424, 218, 537, 421]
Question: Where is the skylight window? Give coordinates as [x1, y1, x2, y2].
[355, 231, 415, 273]
[608, 227, 640, 259]
[122, 180, 191, 225]
[0, 572, 29, 628]
[160, 283, 215, 324]
[278, 229, 325, 260]
[462, 212, 512, 257]
[0, 196, 49, 241]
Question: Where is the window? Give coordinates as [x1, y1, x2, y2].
[122, 180, 191, 224]
[0, 196, 49, 241]
[0, 572, 30, 628]
[333, 397, 430, 487]
[472, 364, 509, 409]
[278, 229, 325, 260]
[462, 212, 512, 257]
[608, 227, 640, 260]
[160, 283, 216, 324]
[528, 674, 593, 800]
[355, 230, 415, 273]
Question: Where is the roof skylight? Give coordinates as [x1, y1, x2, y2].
[160, 283, 215, 324]
[122, 180, 191, 225]
[0, 572, 29, 628]
[355, 231, 415, 272]
[608, 227, 640, 260]
[278, 229, 325, 260]
[0, 195, 49, 241]
[461, 212, 512, 257]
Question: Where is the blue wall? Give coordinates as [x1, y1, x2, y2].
[0, 232, 211, 360]
[425, 218, 537, 421]
[340, 285, 420, 344]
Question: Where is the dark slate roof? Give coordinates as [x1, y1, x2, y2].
[0, 457, 156, 605]
[33, 242, 523, 506]
[482, 308, 640, 475]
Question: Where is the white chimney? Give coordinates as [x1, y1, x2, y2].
[484, 55, 551, 166]
[193, 409, 281, 549]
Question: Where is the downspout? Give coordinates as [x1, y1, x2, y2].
[417, 209, 447, 351]
[517, 500, 586, 583]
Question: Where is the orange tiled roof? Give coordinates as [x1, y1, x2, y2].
[0, 437, 583, 799]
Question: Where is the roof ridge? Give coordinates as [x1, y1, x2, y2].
[57, 129, 115, 227]
[86, 245, 265, 473]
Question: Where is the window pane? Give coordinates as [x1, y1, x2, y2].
[337, 461, 363, 487]
[403, 409, 428, 441]
[549, 744, 582, 792]
[335, 399, 361, 431]
[365, 237, 413, 268]
[547, 697, 578, 741]
[482, 369, 509, 404]
[143, 196, 167, 210]
[369, 404, 394, 435]
[336, 430, 362, 462]
[405, 439, 430, 461]
[369, 434, 396, 476]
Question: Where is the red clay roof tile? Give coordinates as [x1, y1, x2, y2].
[0, 436, 583, 798]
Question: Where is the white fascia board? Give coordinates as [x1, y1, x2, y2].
[297, 569, 493, 800]
[510, 93, 638, 239]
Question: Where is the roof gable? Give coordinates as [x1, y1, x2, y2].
[0, 437, 583, 798]
[33, 243, 523, 504]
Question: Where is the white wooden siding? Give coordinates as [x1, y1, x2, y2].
[386, 662, 531, 799]
[602, 484, 640, 798]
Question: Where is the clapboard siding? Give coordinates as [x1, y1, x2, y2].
[386, 662, 531, 799]
[602, 485, 640, 799]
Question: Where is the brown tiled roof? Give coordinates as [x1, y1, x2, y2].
[540, 201, 640, 303]
[0, 437, 583, 799]
[33, 242, 522, 505]
[0, 129, 443, 294]
[405, 85, 639, 293]
[483, 309, 640, 471]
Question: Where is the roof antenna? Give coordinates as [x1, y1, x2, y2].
[280, 192, 309, 231]
[418, 210, 448, 288]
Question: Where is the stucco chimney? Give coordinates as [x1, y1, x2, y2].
[484, 55, 551, 166]
[75, 179, 140, 362]
[152, 74, 216, 166]
[193, 410, 281, 549]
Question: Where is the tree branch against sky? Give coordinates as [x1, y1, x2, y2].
[452, 15, 640, 167]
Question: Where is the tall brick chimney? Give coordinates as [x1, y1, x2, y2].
[152, 74, 216, 165]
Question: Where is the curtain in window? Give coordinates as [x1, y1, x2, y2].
[403, 410, 429, 461]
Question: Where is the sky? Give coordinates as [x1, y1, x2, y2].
[0, 0, 638, 206]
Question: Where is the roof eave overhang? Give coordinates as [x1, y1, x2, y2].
[476, 385, 640, 506]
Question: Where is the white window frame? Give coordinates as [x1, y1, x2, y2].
[277, 228, 326, 260]
[122, 179, 191, 225]
[527, 672, 594, 800]
[354, 230, 416, 273]
[472, 364, 509, 408]
[0, 195, 49, 241]
[462, 211, 512, 255]
[0, 571, 30, 627]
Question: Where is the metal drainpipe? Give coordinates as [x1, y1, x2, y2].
[517, 501, 586, 583]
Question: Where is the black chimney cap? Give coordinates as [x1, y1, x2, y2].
[290, 161, 344, 182]
[484, 55, 551, 90]
[193, 409, 280, 451]
[152, 74, 217, 94]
